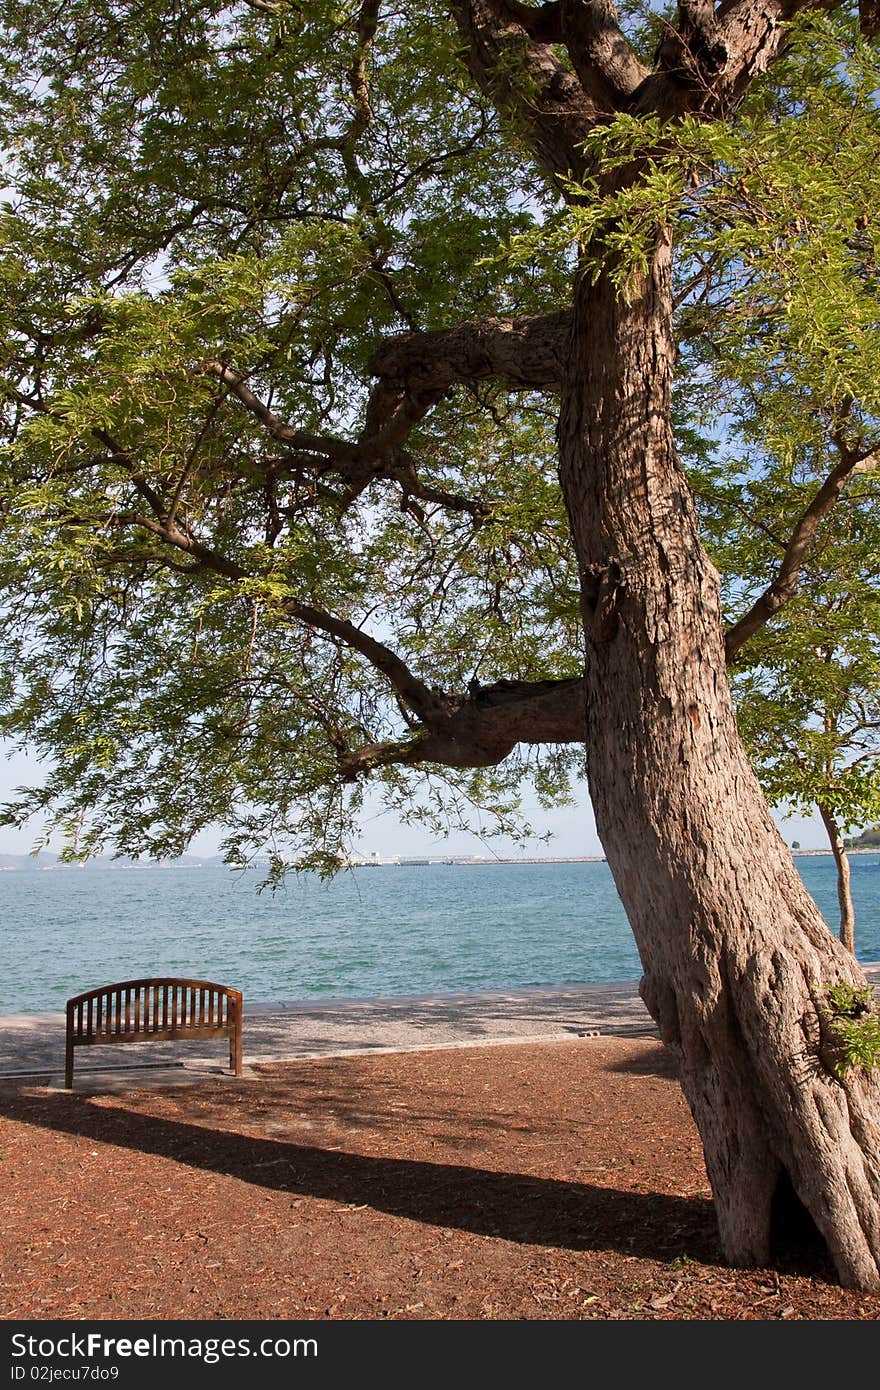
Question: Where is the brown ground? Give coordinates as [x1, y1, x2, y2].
[1, 1037, 878, 1321]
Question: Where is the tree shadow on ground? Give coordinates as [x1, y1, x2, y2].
[605, 1049, 681, 1080]
[0, 1082, 723, 1265]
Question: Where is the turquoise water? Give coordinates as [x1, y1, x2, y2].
[2, 855, 879, 1015]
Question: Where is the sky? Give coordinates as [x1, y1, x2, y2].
[0, 738, 832, 860]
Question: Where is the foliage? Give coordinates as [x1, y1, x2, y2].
[665, 15, 880, 853]
[0, 0, 579, 870]
[847, 824, 880, 846]
[730, 599, 880, 837]
[0, 3, 879, 877]
[823, 981, 880, 1078]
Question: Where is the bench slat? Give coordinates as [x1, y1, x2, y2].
[74, 1025, 235, 1047]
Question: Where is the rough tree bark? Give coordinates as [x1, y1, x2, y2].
[558, 228, 880, 1287]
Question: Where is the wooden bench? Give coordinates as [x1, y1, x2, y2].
[65, 977, 243, 1088]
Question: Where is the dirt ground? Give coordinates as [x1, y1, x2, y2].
[1, 1037, 878, 1321]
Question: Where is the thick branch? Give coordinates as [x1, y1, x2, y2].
[560, 0, 651, 107]
[347, 0, 381, 135]
[644, 0, 845, 119]
[861, 0, 880, 38]
[339, 675, 587, 777]
[503, 0, 563, 41]
[341, 413, 875, 771]
[213, 309, 569, 460]
[454, 0, 842, 168]
[450, 0, 600, 180]
[206, 310, 569, 518]
[367, 309, 569, 399]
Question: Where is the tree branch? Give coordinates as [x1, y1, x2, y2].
[106, 512, 248, 581]
[367, 308, 569, 400]
[100, 401, 866, 779]
[449, 0, 601, 180]
[104, 506, 450, 724]
[644, 0, 846, 119]
[503, 1, 563, 42]
[204, 309, 569, 520]
[861, 0, 880, 38]
[347, 0, 381, 136]
[724, 442, 871, 662]
[202, 363, 358, 463]
[338, 674, 587, 777]
[282, 602, 447, 725]
[560, 0, 651, 108]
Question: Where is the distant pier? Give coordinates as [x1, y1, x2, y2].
[351, 854, 607, 867]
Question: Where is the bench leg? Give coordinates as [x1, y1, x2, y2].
[230, 1023, 243, 1077]
[65, 1036, 74, 1090]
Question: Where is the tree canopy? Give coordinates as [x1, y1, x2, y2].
[1, 3, 878, 877]
[0, 0, 589, 871]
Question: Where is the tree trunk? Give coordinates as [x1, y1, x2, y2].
[819, 804, 857, 955]
[557, 231, 880, 1289]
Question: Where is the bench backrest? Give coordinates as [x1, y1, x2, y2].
[67, 977, 240, 1045]
[64, 977, 243, 1086]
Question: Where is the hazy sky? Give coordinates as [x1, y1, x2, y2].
[0, 739, 830, 858]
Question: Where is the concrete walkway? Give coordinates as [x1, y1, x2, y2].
[3, 963, 878, 1092]
[0, 980, 656, 1090]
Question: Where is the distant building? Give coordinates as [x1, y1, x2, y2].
[347, 851, 401, 866]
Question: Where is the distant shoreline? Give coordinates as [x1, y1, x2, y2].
[0, 847, 878, 871]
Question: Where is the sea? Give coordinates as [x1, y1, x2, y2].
[2, 855, 879, 1016]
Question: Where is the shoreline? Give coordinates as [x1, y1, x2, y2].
[2, 847, 878, 873]
[0, 979, 656, 1084]
[3, 958, 879, 1024]
[3, 966, 879, 1088]
[0, 976, 646, 1025]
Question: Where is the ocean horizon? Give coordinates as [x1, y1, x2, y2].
[2, 854, 879, 1016]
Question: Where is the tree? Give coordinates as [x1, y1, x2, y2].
[733, 584, 880, 954]
[682, 367, 880, 956]
[2, 1, 880, 1288]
